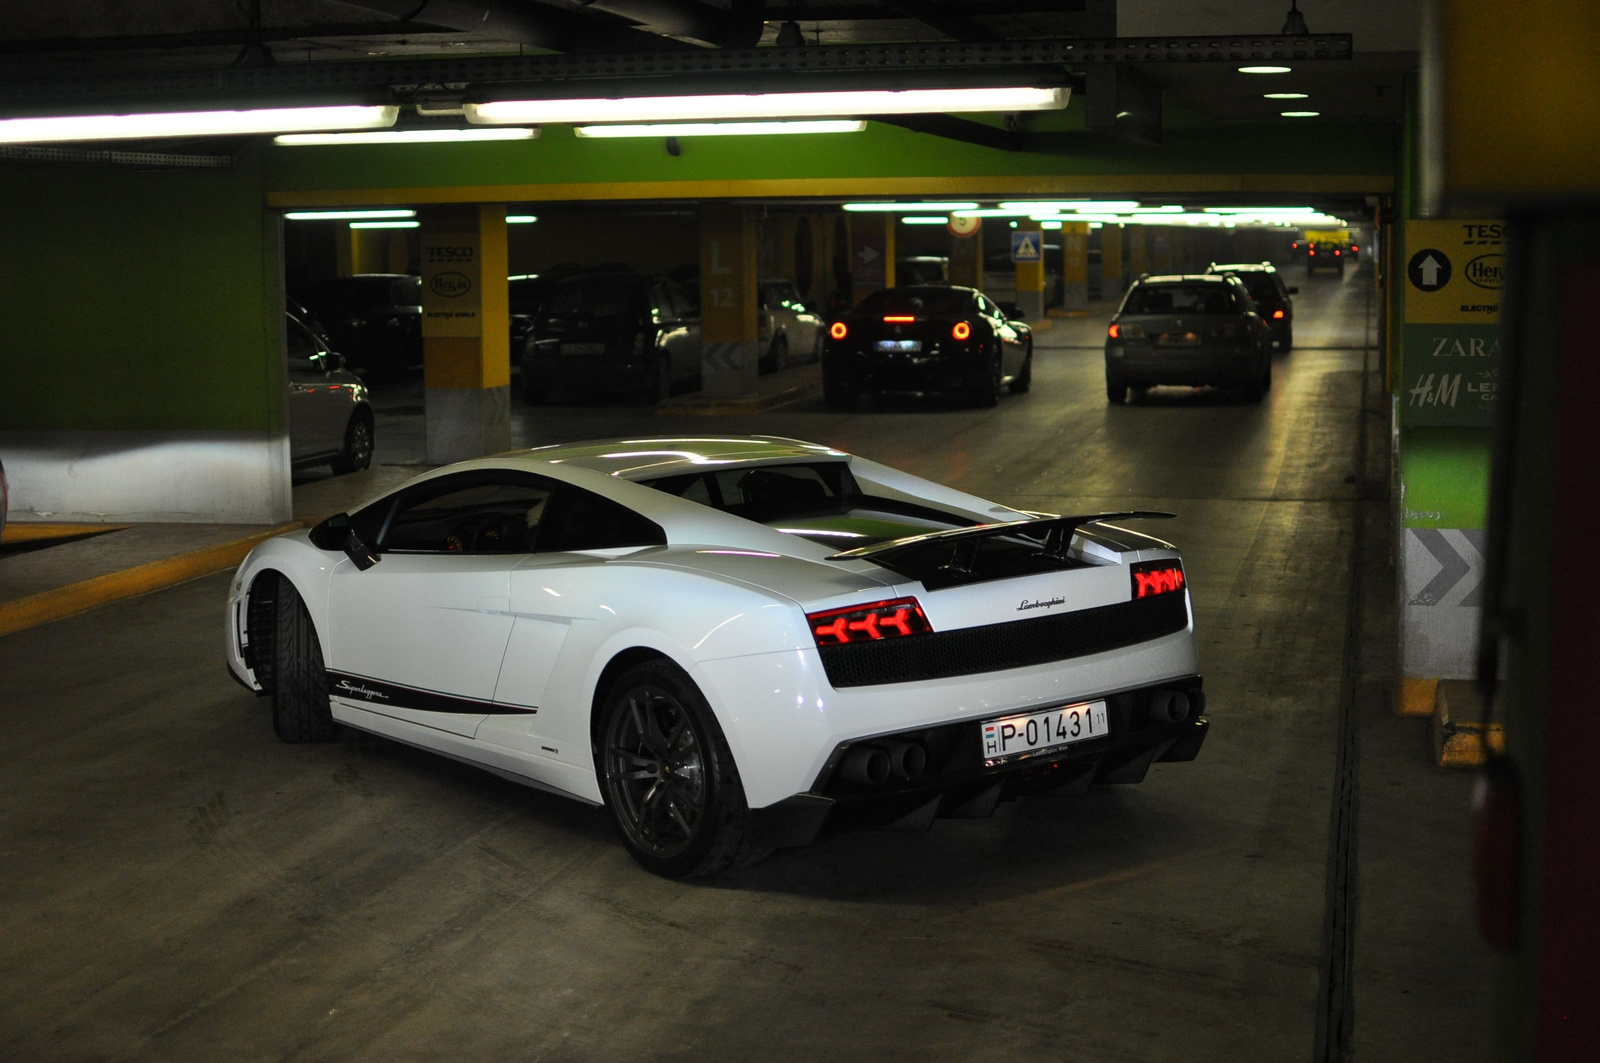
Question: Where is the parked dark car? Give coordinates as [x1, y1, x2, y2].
[1104, 274, 1273, 404]
[821, 285, 1032, 409]
[521, 272, 701, 404]
[286, 314, 375, 474]
[508, 274, 552, 368]
[291, 273, 423, 380]
[1206, 261, 1298, 349]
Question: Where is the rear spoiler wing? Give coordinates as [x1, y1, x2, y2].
[826, 511, 1175, 568]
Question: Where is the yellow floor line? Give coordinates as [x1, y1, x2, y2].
[0, 523, 302, 639]
[1, 522, 128, 545]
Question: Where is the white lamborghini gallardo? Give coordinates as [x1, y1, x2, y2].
[226, 436, 1208, 877]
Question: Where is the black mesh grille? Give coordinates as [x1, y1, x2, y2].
[818, 593, 1189, 688]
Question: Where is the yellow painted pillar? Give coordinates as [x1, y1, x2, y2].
[386, 230, 410, 273]
[850, 212, 895, 306]
[1101, 224, 1125, 300]
[1013, 220, 1046, 319]
[1060, 222, 1089, 310]
[351, 227, 387, 275]
[699, 203, 760, 399]
[420, 205, 510, 464]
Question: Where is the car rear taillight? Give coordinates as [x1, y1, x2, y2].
[1334, 249, 1342, 256]
[1131, 559, 1186, 599]
[808, 597, 932, 647]
[952, 321, 972, 341]
[830, 321, 848, 340]
[1109, 323, 1119, 338]
[1109, 322, 1144, 339]
[883, 315, 916, 323]
[1308, 249, 1316, 256]
[1272, 309, 1285, 319]
[1351, 244, 1359, 252]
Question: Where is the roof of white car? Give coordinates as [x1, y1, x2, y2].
[500, 435, 851, 481]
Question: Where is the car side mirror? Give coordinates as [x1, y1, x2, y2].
[310, 512, 380, 570]
[997, 301, 1023, 320]
[1287, 286, 1300, 294]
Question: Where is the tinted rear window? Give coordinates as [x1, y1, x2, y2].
[1123, 284, 1234, 316]
[856, 288, 973, 317]
[298, 276, 419, 311]
[544, 275, 649, 318]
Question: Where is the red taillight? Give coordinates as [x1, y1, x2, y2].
[829, 321, 848, 340]
[808, 597, 932, 647]
[1308, 249, 1316, 256]
[883, 315, 916, 323]
[952, 320, 972, 341]
[1131, 559, 1185, 599]
[1108, 323, 1120, 338]
[1334, 249, 1342, 256]
[1272, 309, 1285, 319]
[1351, 244, 1359, 252]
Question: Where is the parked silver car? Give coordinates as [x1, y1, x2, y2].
[287, 314, 375, 474]
[758, 279, 825, 372]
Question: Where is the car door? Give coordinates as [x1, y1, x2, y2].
[324, 471, 557, 738]
[665, 280, 702, 388]
[979, 294, 1026, 376]
[286, 317, 345, 461]
[476, 486, 668, 768]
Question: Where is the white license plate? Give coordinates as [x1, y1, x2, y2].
[560, 342, 606, 356]
[981, 700, 1108, 766]
[876, 339, 921, 352]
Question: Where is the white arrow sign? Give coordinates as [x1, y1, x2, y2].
[857, 245, 881, 265]
[1419, 254, 1443, 287]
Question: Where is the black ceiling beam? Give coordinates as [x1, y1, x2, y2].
[0, 35, 1352, 113]
[576, 0, 765, 48]
[877, 1, 1001, 42]
[871, 113, 1022, 150]
[338, 0, 696, 53]
[0, 23, 447, 57]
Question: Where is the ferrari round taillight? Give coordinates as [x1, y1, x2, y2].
[807, 597, 932, 647]
[829, 321, 848, 341]
[1108, 323, 1120, 339]
[952, 321, 972, 341]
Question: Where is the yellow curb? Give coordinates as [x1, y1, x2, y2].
[0, 522, 302, 639]
[1, 522, 127, 545]
[1398, 676, 1438, 717]
[1434, 680, 1505, 769]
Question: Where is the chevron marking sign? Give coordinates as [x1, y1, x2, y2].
[1401, 527, 1487, 679]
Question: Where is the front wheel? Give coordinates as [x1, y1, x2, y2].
[971, 347, 1002, 408]
[272, 576, 337, 743]
[597, 661, 765, 878]
[330, 413, 373, 474]
[766, 334, 789, 373]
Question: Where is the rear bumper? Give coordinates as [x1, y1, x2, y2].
[1106, 344, 1259, 387]
[824, 346, 985, 395]
[746, 678, 1210, 848]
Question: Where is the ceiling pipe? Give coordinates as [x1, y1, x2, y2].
[338, 0, 695, 52]
[575, 0, 766, 49]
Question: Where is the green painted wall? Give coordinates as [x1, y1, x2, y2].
[0, 148, 282, 433]
[1399, 427, 1493, 528]
[265, 116, 1396, 194]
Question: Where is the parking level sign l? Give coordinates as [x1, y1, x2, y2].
[1011, 231, 1042, 263]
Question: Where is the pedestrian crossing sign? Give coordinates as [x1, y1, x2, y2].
[1011, 231, 1042, 263]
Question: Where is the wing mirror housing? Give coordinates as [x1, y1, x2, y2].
[996, 301, 1024, 320]
[309, 512, 380, 570]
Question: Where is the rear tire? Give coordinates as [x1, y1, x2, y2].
[1106, 371, 1128, 404]
[596, 661, 767, 878]
[272, 576, 336, 744]
[766, 334, 789, 373]
[1008, 342, 1033, 394]
[1280, 326, 1294, 352]
[650, 353, 672, 406]
[330, 413, 373, 474]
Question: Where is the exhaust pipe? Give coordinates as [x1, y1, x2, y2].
[1149, 689, 1192, 724]
[878, 739, 928, 780]
[839, 745, 892, 786]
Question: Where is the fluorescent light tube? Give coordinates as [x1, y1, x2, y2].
[0, 105, 398, 145]
[350, 221, 420, 229]
[844, 201, 979, 213]
[285, 209, 416, 221]
[998, 201, 1140, 212]
[899, 216, 951, 225]
[275, 127, 537, 146]
[468, 86, 1068, 126]
[573, 120, 864, 138]
[506, 215, 538, 224]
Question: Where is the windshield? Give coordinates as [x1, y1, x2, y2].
[298, 276, 420, 312]
[544, 275, 648, 318]
[856, 288, 973, 318]
[1122, 284, 1234, 316]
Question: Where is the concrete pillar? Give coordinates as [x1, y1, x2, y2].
[386, 230, 410, 273]
[1169, 229, 1189, 273]
[335, 223, 354, 277]
[1152, 228, 1173, 273]
[1101, 224, 1125, 300]
[1127, 226, 1149, 278]
[850, 212, 895, 306]
[1013, 219, 1046, 319]
[420, 205, 511, 464]
[948, 221, 983, 290]
[351, 226, 387, 274]
[698, 203, 760, 399]
[1060, 222, 1089, 310]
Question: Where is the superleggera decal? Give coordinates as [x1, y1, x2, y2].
[326, 671, 536, 715]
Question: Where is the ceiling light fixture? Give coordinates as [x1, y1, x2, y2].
[0, 104, 398, 146]
[285, 209, 416, 221]
[1280, 110, 1321, 117]
[844, 201, 980, 212]
[467, 86, 1069, 126]
[900, 216, 951, 225]
[573, 120, 865, 138]
[274, 127, 537, 146]
[1263, 92, 1310, 100]
[998, 200, 1141, 212]
[1282, 1, 1310, 35]
[1238, 66, 1292, 75]
[349, 220, 420, 229]
[506, 214, 538, 224]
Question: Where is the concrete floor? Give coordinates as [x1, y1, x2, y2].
[0, 267, 1494, 1062]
